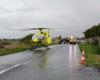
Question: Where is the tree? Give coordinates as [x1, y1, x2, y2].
[84, 23, 100, 38]
[20, 34, 34, 44]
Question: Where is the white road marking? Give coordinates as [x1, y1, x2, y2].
[0, 64, 21, 74]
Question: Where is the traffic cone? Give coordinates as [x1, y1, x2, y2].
[80, 49, 86, 64]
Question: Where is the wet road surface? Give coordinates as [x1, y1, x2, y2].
[0, 44, 100, 80]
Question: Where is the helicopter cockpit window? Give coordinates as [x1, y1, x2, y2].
[37, 34, 45, 40]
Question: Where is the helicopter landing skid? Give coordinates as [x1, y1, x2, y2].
[45, 46, 50, 50]
[31, 46, 50, 51]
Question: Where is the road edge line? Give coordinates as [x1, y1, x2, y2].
[0, 64, 21, 74]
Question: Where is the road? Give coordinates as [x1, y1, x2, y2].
[0, 44, 100, 80]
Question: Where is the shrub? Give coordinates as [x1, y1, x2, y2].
[96, 47, 100, 55]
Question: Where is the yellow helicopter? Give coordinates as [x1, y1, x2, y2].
[30, 28, 52, 50]
[13, 27, 53, 50]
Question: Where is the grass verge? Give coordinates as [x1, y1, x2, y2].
[79, 43, 100, 68]
[0, 43, 31, 56]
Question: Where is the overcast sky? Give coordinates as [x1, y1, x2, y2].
[0, 0, 100, 38]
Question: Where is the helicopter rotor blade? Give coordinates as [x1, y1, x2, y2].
[10, 27, 67, 31]
[10, 28, 51, 31]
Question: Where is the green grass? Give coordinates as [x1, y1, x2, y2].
[0, 43, 31, 56]
[79, 42, 100, 68]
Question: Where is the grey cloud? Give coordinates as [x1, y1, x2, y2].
[0, 0, 100, 38]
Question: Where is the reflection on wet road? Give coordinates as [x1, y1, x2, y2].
[0, 44, 100, 80]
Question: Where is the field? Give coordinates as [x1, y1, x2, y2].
[0, 42, 31, 56]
